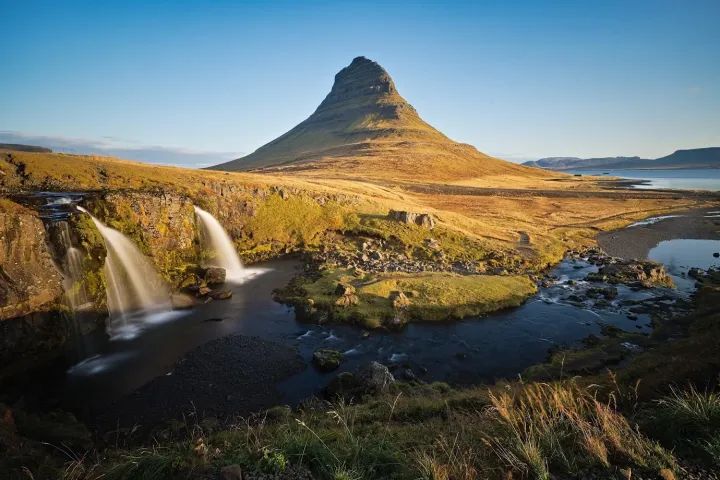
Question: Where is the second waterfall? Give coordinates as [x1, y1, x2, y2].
[194, 206, 245, 281]
[76, 207, 171, 335]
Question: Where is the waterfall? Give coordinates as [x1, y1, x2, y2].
[76, 206, 171, 326]
[56, 221, 89, 310]
[193, 206, 245, 281]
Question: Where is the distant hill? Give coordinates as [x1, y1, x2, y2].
[523, 156, 651, 170]
[212, 56, 548, 182]
[0, 143, 52, 153]
[523, 148, 720, 171]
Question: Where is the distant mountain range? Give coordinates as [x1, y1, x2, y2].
[523, 148, 720, 171]
[0, 143, 53, 153]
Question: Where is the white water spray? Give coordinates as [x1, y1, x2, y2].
[193, 206, 245, 281]
[56, 221, 88, 310]
[76, 206, 171, 329]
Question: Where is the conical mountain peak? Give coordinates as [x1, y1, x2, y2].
[316, 56, 398, 111]
[212, 57, 546, 182]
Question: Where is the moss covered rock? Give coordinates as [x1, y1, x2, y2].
[312, 349, 344, 372]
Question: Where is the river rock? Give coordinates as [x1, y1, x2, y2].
[208, 290, 232, 300]
[312, 349, 344, 372]
[688, 267, 705, 279]
[357, 361, 395, 394]
[587, 286, 618, 299]
[196, 286, 212, 297]
[204, 267, 226, 285]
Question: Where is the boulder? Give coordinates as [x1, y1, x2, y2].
[204, 267, 226, 285]
[388, 210, 436, 229]
[312, 349, 344, 372]
[357, 361, 395, 394]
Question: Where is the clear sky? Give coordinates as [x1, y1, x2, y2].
[1, 0, 718, 166]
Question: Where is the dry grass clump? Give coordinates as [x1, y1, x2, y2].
[485, 382, 675, 479]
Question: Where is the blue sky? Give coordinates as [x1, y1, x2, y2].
[1, 0, 718, 166]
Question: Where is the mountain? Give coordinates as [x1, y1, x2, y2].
[212, 56, 546, 181]
[523, 148, 720, 171]
[0, 143, 52, 153]
[522, 156, 650, 170]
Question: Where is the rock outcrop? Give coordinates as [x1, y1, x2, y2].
[0, 205, 63, 320]
[0, 201, 68, 368]
[388, 210, 436, 229]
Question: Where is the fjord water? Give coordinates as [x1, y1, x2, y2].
[569, 168, 720, 191]
[76, 207, 172, 336]
[194, 206, 245, 281]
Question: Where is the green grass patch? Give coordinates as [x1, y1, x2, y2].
[285, 268, 537, 328]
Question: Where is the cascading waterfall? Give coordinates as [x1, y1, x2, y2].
[76, 206, 171, 332]
[193, 206, 245, 281]
[56, 221, 89, 310]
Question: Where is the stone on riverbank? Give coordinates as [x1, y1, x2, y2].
[324, 361, 395, 400]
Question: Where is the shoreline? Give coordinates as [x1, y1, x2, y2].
[597, 207, 720, 260]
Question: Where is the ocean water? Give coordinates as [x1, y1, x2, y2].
[567, 168, 720, 191]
